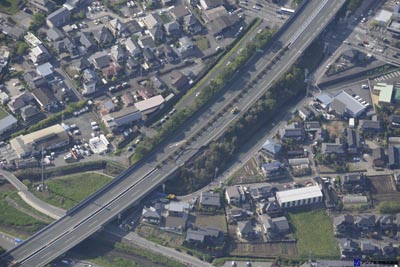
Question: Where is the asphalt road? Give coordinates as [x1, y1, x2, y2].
[0, 1, 346, 266]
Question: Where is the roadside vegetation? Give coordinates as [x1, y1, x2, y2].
[70, 237, 186, 267]
[378, 201, 400, 214]
[289, 210, 340, 259]
[31, 172, 112, 210]
[166, 40, 325, 194]
[0, 191, 47, 237]
[130, 18, 273, 163]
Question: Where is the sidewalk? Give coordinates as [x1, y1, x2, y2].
[0, 169, 66, 219]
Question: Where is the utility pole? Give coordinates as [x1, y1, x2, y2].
[41, 147, 45, 191]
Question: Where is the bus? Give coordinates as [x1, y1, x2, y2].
[280, 7, 295, 15]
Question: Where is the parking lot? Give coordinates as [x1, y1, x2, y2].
[4, 78, 26, 97]
[63, 110, 100, 144]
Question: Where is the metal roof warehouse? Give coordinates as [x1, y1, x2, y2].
[275, 185, 323, 208]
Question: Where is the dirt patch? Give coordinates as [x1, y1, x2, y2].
[325, 121, 345, 139]
[193, 212, 227, 233]
[229, 241, 298, 257]
[228, 157, 265, 184]
[0, 179, 15, 193]
[369, 175, 400, 204]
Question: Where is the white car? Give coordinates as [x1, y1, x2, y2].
[253, 5, 261, 10]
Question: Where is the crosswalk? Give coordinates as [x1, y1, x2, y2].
[374, 70, 400, 82]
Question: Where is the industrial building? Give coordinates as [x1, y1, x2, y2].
[10, 124, 70, 158]
[330, 91, 366, 118]
[134, 95, 165, 115]
[0, 108, 17, 135]
[102, 106, 142, 130]
[275, 185, 323, 209]
[373, 83, 393, 105]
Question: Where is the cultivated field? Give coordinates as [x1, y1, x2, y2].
[229, 241, 298, 257]
[369, 175, 400, 204]
[194, 212, 227, 233]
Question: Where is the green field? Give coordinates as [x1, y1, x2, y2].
[32, 172, 112, 210]
[0, 192, 47, 236]
[0, 107, 8, 120]
[289, 210, 340, 259]
[0, 0, 19, 14]
[195, 36, 210, 51]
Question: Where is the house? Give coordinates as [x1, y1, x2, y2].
[72, 57, 90, 72]
[236, 220, 254, 239]
[261, 161, 283, 177]
[170, 5, 189, 21]
[0, 92, 9, 105]
[330, 91, 366, 118]
[372, 147, 386, 168]
[109, 18, 127, 38]
[360, 241, 380, 256]
[110, 44, 125, 63]
[142, 13, 163, 29]
[126, 58, 141, 74]
[82, 68, 98, 95]
[0, 109, 17, 135]
[30, 0, 56, 13]
[279, 122, 305, 141]
[261, 139, 282, 158]
[358, 119, 381, 133]
[249, 185, 272, 202]
[321, 138, 345, 155]
[261, 215, 290, 239]
[376, 215, 394, 230]
[142, 206, 161, 225]
[36, 62, 54, 79]
[79, 32, 96, 51]
[23, 71, 47, 89]
[341, 173, 366, 193]
[142, 48, 159, 69]
[91, 51, 111, 70]
[185, 228, 222, 246]
[46, 28, 64, 42]
[315, 94, 333, 109]
[125, 37, 141, 57]
[200, 0, 224, 10]
[29, 44, 51, 64]
[355, 214, 376, 231]
[344, 128, 360, 154]
[148, 25, 164, 42]
[102, 62, 121, 79]
[32, 86, 58, 111]
[121, 93, 134, 107]
[202, 6, 228, 23]
[261, 201, 282, 218]
[333, 214, 355, 236]
[125, 19, 142, 35]
[46, 7, 70, 28]
[168, 70, 189, 90]
[138, 35, 156, 51]
[208, 14, 240, 36]
[52, 37, 79, 59]
[99, 100, 116, 115]
[389, 114, 400, 127]
[7, 92, 34, 113]
[165, 202, 189, 233]
[275, 185, 323, 209]
[388, 137, 400, 168]
[183, 14, 202, 34]
[298, 106, 314, 121]
[164, 21, 181, 36]
[225, 186, 245, 206]
[199, 191, 221, 210]
[92, 26, 114, 44]
[339, 239, 359, 258]
[20, 105, 41, 122]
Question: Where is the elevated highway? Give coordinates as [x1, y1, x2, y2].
[0, 1, 346, 266]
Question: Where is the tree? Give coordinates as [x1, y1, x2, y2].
[30, 13, 45, 31]
[15, 41, 28, 56]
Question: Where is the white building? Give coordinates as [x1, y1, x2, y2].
[225, 185, 245, 205]
[89, 134, 109, 154]
[275, 185, 323, 209]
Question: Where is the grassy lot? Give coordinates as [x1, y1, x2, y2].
[195, 36, 210, 51]
[0, 192, 47, 237]
[137, 224, 184, 247]
[194, 213, 227, 233]
[71, 237, 186, 267]
[32, 172, 112, 210]
[0, 107, 8, 120]
[0, 0, 19, 14]
[289, 210, 340, 259]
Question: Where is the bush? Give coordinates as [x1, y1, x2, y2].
[378, 201, 400, 214]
